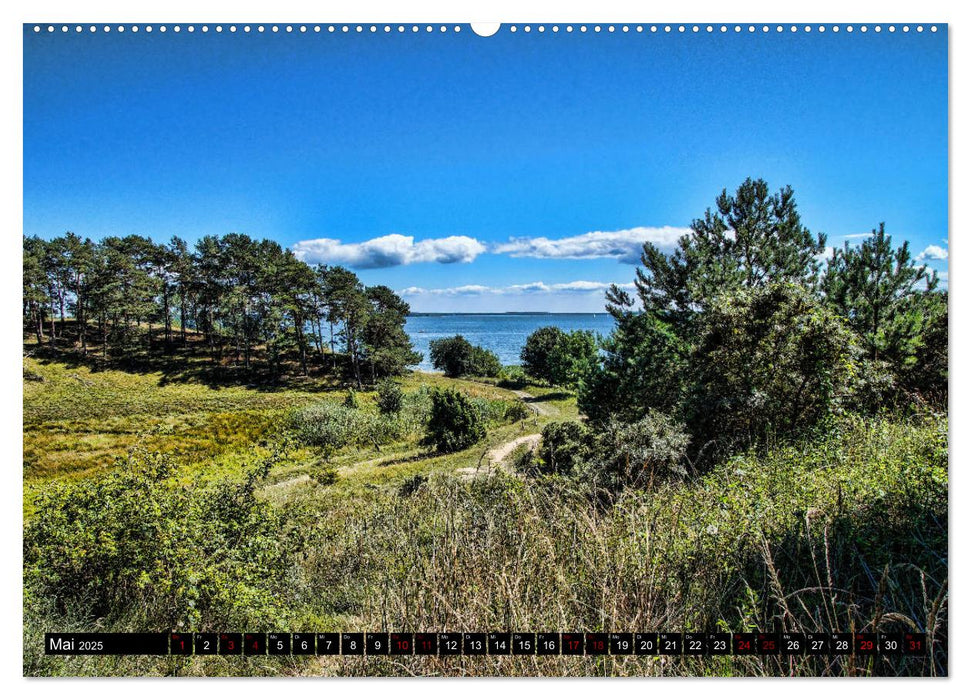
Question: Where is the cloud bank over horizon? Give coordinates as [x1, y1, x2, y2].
[492, 226, 689, 264]
[399, 280, 636, 297]
[292, 233, 486, 268]
[291, 226, 689, 269]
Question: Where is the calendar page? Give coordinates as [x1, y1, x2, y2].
[22, 19, 948, 678]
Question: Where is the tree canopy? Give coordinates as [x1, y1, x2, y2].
[22, 232, 421, 385]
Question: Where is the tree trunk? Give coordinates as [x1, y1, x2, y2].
[295, 316, 308, 376]
[78, 294, 87, 354]
[35, 303, 43, 342]
[180, 299, 187, 346]
[49, 300, 56, 346]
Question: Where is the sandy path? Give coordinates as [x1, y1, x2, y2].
[486, 433, 540, 464]
[512, 390, 554, 416]
[266, 473, 311, 490]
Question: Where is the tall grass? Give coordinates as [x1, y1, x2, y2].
[25, 411, 946, 677]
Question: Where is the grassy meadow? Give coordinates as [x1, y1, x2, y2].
[22, 334, 946, 677]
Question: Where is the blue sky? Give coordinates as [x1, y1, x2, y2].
[24, 24, 948, 312]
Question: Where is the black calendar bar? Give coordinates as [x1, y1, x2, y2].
[45, 633, 168, 655]
[43, 631, 927, 656]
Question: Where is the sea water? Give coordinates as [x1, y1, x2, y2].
[405, 313, 616, 370]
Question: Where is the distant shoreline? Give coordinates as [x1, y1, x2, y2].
[408, 312, 604, 317]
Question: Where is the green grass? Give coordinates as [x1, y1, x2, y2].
[22, 356, 946, 677]
[23, 355, 544, 511]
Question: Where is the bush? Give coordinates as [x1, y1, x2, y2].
[533, 420, 595, 476]
[504, 400, 531, 422]
[469, 345, 503, 378]
[308, 462, 339, 486]
[520, 326, 565, 384]
[23, 448, 295, 630]
[686, 283, 857, 462]
[291, 400, 419, 455]
[521, 326, 597, 387]
[497, 365, 528, 389]
[424, 388, 486, 453]
[376, 379, 404, 415]
[527, 413, 688, 491]
[902, 295, 948, 405]
[343, 389, 360, 409]
[290, 402, 362, 456]
[429, 335, 501, 378]
[585, 411, 690, 491]
[578, 312, 688, 424]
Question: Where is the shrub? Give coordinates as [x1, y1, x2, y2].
[528, 413, 688, 490]
[398, 474, 428, 497]
[902, 295, 948, 405]
[469, 345, 503, 378]
[578, 312, 689, 424]
[308, 462, 339, 486]
[290, 402, 361, 456]
[376, 379, 404, 415]
[23, 448, 295, 630]
[521, 326, 597, 387]
[585, 411, 690, 490]
[343, 389, 360, 409]
[424, 388, 486, 453]
[686, 283, 857, 461]
[504, 400, 531, 422]
[429, 335, 501, 378]
[533, 420, 595, 476]
[520, 326, 565, 384]
[497, 365, 528, 389]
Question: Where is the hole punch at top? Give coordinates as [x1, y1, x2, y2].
[471, 23, 501, 37]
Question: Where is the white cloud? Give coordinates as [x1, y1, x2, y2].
[399, 281, 635, 297]
[291, 225, 689, 268]
[292, 233, 486, 268]
[493, 226, 689, 264]
[835, 232, 875, 241]
[916, 244, 948, 262]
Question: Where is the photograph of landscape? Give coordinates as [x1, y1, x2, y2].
[22, 22, 947, 677]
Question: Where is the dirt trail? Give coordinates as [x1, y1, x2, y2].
[456, 433, 541, 480]
[266, 473, 311, 491]
[487, 433, 541, 464]
[273, 388, 553, 487]
[513, 390, 553, 416]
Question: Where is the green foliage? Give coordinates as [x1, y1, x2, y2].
[308, 462, 339, 486]
[21, 235, 420, 383]
[528, 412, 688, 490]
[521, 326, 597, 387]
[687, 283, 857, 461]
[429, 335, 502, 378]
[424, 388, 487, 453]
[376, 379, 405, 415]
[398, 474, 428, 497]
[290, 402, 370, 456]
[629, 177, 826, 322]
[362, 285, 423, 380]
[585, 411, 690, 490]
[343, 389, 360, 409]
[504, 400, 531, 422]
[578, 311, 688, 424]
[279, 413, 945, 677]
[531, 420, 595, 476]
[520, 326, 563, 383]
[497, 365, 528, 389]
[23, 448, 296, 630]
[902, 293, 948, 403]
[823, 223, 939, 368]
[576, 181, 937, 464]
[469, 345, 503, 378]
